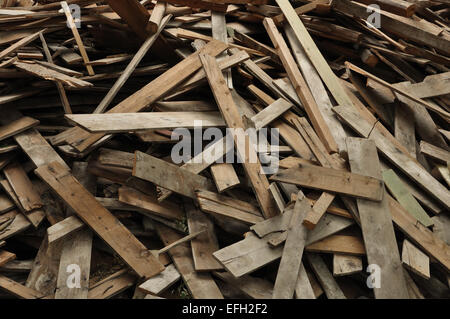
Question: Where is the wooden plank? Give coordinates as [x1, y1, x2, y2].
[0, 210, 31, 241]
[0, 275, 45, 299]
[250, 98, 293, 130]
[347, 137, 409, 299]
[88, 269, 136, 299]
[210, 163, 240, 193]
[35, 161, 165, 279]
[213, 271, 273, 299]
[294, 263, 316, 299]
[268, 183, 285, 214]
[66, 112, 225, 133]
[275, 0, 356, 112]
[133, 151, 216, 200]
[271, 164, 383, 201]
[60, 1, 94, 76]
[306, 253, 346, 299]
[200, 53, 277, 219]
[334, 105, 450, 210]
[395, 104, 416, 157]
[420, 141, 450, 164]
[306, 235, 366, 256]
[0, 250, 16, 267]
[382, 169, 434, 227]
[0, 116, 39, 142]
[211, 11, 232, 88]
[402, 239, 430, 280]
[272, 191, 311, 299]
[263, 17, 338, 154]
[47, 215, 84, 244]
[333, 254, 363, 276]
[155, 223, 223, 299]
[118, 186, 184, 221]
[138, 263, 180, 295]
[284, 24, 348, 154]
[185, 198, 222, 272]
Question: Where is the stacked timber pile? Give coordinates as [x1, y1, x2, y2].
[0, 0, 449, 299]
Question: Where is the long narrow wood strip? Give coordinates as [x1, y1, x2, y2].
[0, 30, 44, 60]
[275, 0, 356, 110]
[200, 53, 277, 219]
[347, 137, 409, 299]
[35, 161, 165, 279]
[65, 112, 226, 133]
[306, 253, 346, 299]
[263, 17, 338, 154]
[93, 13, 171, 114]
[0, 275, 45, 299]
[272, 191, 311, 299]
[0, 116, 39, 142]
[61, 1, 94, 76]
[0, 250, 16, 267]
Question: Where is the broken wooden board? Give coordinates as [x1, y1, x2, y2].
[270, 164, 384, 201]
[138, 263, 181, 296]
[333, 254, 363, 277]
[347, 137, 409, 299]
[35, 161, 165, 279]
[133, 151, 216, 199]
[402, 239, 430, 280]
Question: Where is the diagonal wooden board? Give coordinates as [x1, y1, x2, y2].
[35, 161, 165, 279]
[347, 137, 409, 299]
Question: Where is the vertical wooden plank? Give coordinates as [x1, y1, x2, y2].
[306, 253, 346, 299]
[347, 137, 409, 299]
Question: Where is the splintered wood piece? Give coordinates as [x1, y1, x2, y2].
[35, 161, 165, 279]
[268, 183, 285, 214]
[155, 223, 223, 299]
[333, 254, 363, 277]
[60, 1, 94, 76]
[303, 192, 335, 230]
[0, 116, 39, 142]
[263, 17, 338, 154]
[270, 164, 384, 201]
[0, 210, 31, 241]
[347, 137, 409, 299]
[382, 169, 434, 227]
[118, 187, 184, 221]
[133, 151, 216, 199]
[210, 163, 240, 193]
[185, 199, 222, 272]
[273, 192, 311, 299]
[138, 263, 181, 295]
[395, 104, 416, 157]
[14, 61, 93, 88]
[402, 240, 430, 279]
[3, 162, 43, 213]
[306, 253, 346, 299]
[0, 30, 44, 61]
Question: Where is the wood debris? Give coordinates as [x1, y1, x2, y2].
[0, 0, 448, 300]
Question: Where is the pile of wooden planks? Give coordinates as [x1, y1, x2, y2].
[0, 0, 449, 300]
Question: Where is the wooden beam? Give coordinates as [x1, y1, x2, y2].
[200, 53, 277, 219]
[35, 161, 165, 279]
[347, 137, 409, 299]
[402, 239, 430, 280]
